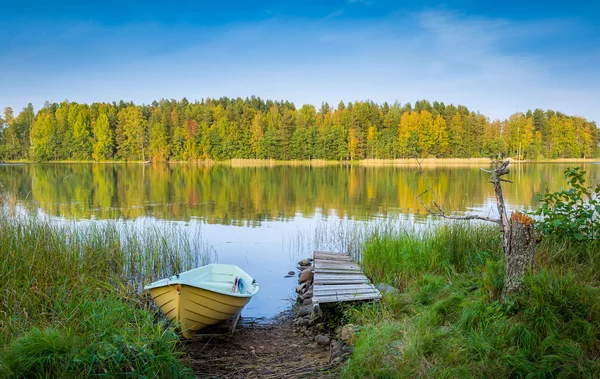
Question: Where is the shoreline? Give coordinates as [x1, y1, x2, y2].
[2, 157, 599, 167]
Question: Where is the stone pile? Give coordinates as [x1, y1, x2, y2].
[292, 257, 356, 365]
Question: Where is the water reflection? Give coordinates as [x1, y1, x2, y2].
[2, 163, 598, 317]
[3, 163, 597, 224]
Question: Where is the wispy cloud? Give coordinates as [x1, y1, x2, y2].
[0, 8, 598, 122]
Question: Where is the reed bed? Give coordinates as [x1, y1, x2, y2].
[340, 223, 600, 378]
[0, 201, 204, 377]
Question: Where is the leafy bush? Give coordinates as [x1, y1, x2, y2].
[533, 167, 600, 241]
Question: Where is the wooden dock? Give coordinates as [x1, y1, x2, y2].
[312, 251, 381, 306]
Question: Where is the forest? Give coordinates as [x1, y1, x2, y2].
[0, 98, 598, 162]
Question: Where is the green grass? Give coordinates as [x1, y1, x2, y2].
[342, 223, 600, 378]
[0, 205, 202, 378]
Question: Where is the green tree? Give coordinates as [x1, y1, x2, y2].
[92, 112, 114, 161]
[30, 111, 58, 161]
[149, 122, 170, 161]
[71, 107, 92, 160]
[116, 107, 147, 161]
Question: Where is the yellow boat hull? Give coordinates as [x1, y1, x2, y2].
[146, 264, 258, 338]
[150, 284, 251, 338]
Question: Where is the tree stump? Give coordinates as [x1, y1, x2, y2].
[502, 212, 536, 299]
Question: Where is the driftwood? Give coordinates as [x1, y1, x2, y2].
[416, 159, 536, 299]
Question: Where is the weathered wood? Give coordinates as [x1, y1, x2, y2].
[315, 262, 361, 270]
[314, 279, 371, 285]
[313, 283, 377, 292]
[314, 269, 363, 275]
[314, 286, 379, 294]
[314, 289, 380, 297]
[312, 251, 381, 306]
[314, 273, 369, 281]
[315, 293, 382, 303]
[491, 161, 512, 265]
[314, 252, 352, 259]
[502, 212, 536, 299]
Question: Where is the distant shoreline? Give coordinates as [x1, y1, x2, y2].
[2, 158, 599, 166]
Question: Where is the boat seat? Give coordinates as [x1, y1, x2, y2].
[198, 281, 235, 292]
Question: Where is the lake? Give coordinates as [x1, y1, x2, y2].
[1, 162, 599, 318]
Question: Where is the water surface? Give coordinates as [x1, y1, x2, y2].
[2, 162, 598, 317]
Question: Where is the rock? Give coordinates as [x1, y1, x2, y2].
[297, 305, 312, 317]
[302, 298, 312, 306]
[341, 324, 358, 346]
[330, 340, 344, 360]
[376, 283, 399, 295]
[298, 268, 314, 284]
[295, 283, 306, 293]
[315, 334, 330, 346]
[304, 289, 313, 299]
[335, 326, 342, 337]
[287, 271, 295, 276]
[308, 257, 314, 262]
[296, 316, 311, 327]
[298, 259, 311, 267]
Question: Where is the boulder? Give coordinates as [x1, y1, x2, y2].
[303, 289, 313, 299]
[295, 283, 306, 293]
[302, 298, 312, 306]
[298, 268, 314, 284]
[298, 259, 312, 267]
[315, 334, 330, 346]
[296, 316, 312, 327]
[341, 324, 358, 346]
[330, 340, 344, 360]
[297, 305, 312, 317]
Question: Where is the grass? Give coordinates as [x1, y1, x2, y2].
[0, 199, 205, 378]
[340, 223, 600, 378]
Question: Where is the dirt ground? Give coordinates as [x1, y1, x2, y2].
[182, 311, 337, 379]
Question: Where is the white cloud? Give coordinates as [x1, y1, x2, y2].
[1, 9, 598, 123]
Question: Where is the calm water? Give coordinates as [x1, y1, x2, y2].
[2, 162, 599, 317]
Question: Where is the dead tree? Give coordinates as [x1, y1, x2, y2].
[416, 160, 536, 300]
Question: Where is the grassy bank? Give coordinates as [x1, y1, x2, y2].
[341, 223, 600, 378]
[0, 209, 201, 377]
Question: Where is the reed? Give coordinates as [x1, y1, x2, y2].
[0, 209, 204, 377]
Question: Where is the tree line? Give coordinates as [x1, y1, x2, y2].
[0, 98, 598, 162]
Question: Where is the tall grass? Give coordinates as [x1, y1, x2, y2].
[342, 223, 600, 378]
[0, 204, 205, 377]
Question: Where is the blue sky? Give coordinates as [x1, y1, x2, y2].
[1, 0, 598, 122]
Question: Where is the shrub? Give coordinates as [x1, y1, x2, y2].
[533, 167, 600, 241]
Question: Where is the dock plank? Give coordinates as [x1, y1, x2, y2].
[312, 251, 381, 306]
[314, 293, 382, 303]
[314, 283, 377, 292]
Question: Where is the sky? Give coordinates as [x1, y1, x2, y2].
[1, 0, 599, 122]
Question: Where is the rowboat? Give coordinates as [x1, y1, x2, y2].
[144, 264, 259, 338]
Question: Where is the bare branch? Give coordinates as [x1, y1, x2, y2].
[415, 191, 501, 224]
[415, 158, 502, 225]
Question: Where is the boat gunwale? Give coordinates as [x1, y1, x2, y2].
[144, 264, 259, 299]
